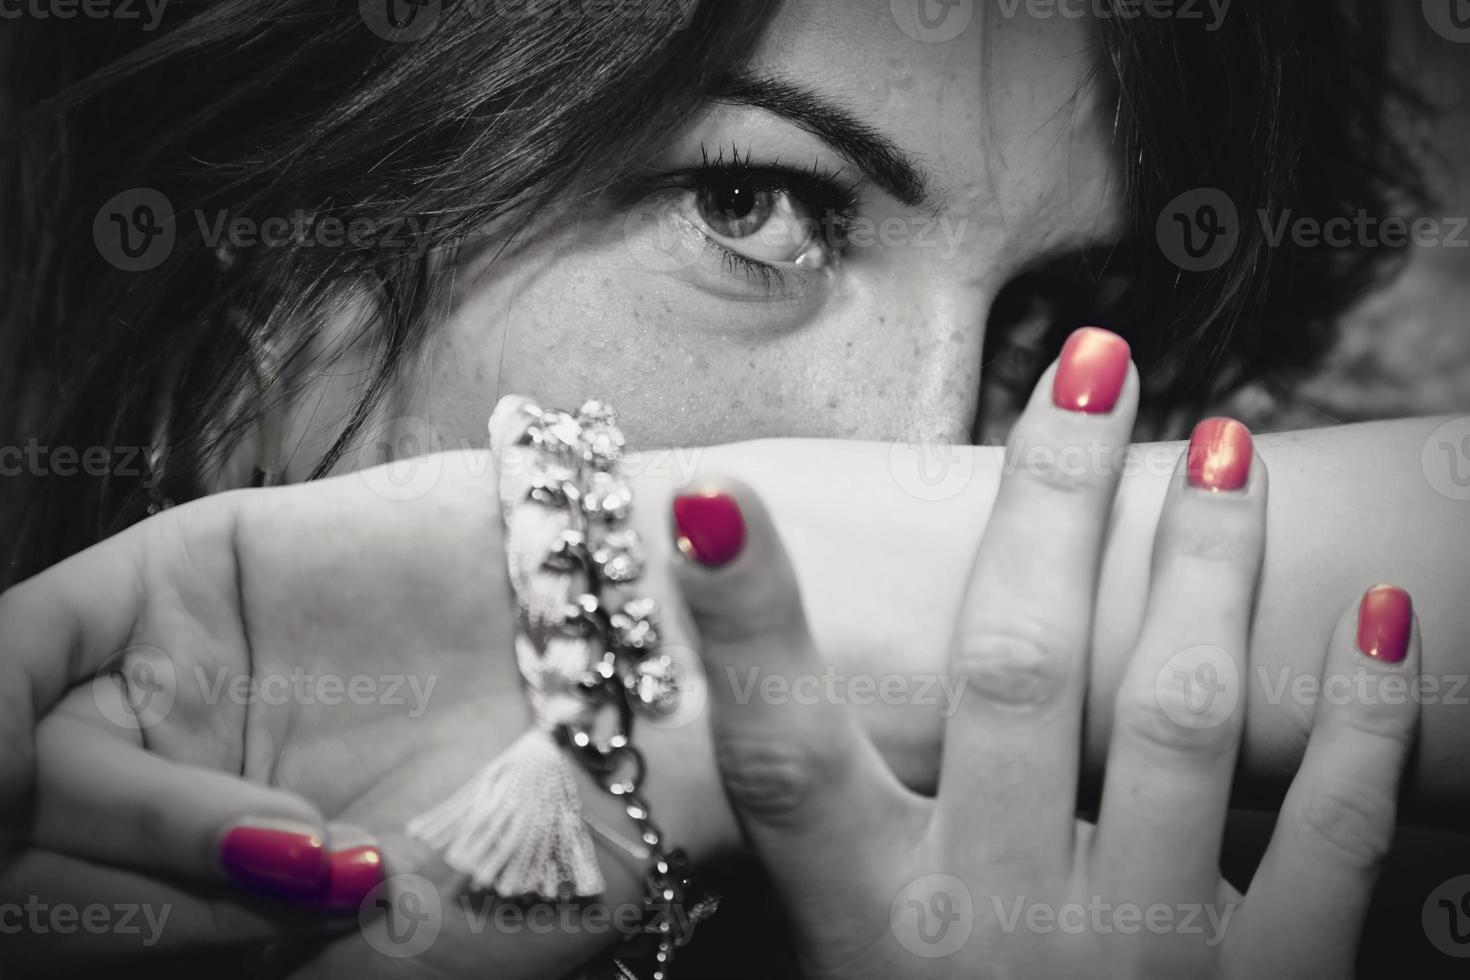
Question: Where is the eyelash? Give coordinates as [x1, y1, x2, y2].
[663, 144, 864, 290]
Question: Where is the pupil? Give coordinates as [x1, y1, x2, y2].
[718, 181, 755, 220]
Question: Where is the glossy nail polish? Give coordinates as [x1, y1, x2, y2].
[1052, 326, 1131, 414]
[673, 491, 746, 567]
[1358, 585, 1412, 664]
[1187, 418, 1252, 492]
[218, 820, 329, 901]
[325, 846, 385, 912]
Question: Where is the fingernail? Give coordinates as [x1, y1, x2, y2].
[1052, 326, 1130, 414]
[324, 846, 385, 912]
[218, 819, 329, 901]
[1186, 417, 1252, 492]
[1357, 585, 1412, 664]
[673, 491, 746, 568]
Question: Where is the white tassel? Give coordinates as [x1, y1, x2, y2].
[406, 728, 606, 897]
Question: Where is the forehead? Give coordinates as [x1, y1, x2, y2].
[743, 0, 1108, 207]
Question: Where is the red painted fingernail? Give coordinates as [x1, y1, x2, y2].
[324, 846, 385, 912]
[1358, 585, 1412, 664]
[1186, 418, 1253, 492]
[1052, 327, 1130, 414]
[218, 821, 329, 901]
[673, 491, 746, 567]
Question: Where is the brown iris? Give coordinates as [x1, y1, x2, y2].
[695, 175, 775, 240]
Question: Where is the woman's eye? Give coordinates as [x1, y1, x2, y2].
[690, 174, 831, 269]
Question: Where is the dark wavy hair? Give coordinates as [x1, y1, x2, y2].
[0, 0, 1428, 586]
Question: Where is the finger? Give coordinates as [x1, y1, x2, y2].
[0, 495, 236, 832]
[35, 694, 384, 919]
[670, 478, 922, 915]
[1095, 419, 1265, 905]
[0, 848, 358, 960]
[938, 327, 1137, 869]
[1229, 587, 1420, 980]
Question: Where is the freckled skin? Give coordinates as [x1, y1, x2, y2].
[295, 1, 1121, 467]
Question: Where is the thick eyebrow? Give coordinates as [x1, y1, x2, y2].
[711, 72, 934, 209]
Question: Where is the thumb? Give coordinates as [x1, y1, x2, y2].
[670, 480, 918, 905]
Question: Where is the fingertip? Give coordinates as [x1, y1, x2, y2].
[672, 485, 748, 569]
[1051, 326, 1133, 416]
[215, 817, 330, 904]
[1355, 584, 1415, 666]
[668, 477, 811, 661]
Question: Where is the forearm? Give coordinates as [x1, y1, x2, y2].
[638, 418, 1470, 835]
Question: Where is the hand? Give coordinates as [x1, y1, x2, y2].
[0, 449, 734, 976]
[675, 330, 1422, 978]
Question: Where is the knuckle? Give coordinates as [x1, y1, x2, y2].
[1160, 510, 1261, 568]
[1008, 436, 1115, 499]
[1291, 783, 1396, 870]
[1326, 674, 1421, 749]
[715, 735, 832, 825]
[951, 615, 1073, 710]
[697, 593, 804, 645]
[1115, 673, 1241, 763]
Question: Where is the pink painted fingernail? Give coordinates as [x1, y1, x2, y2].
[1186, 418, 1253, 492]
[673, 491, 746, 568]
[218, 820, 329, 901]
[1052, 327, 1131, 414]
[324, 845, 385, 912]
[1357, 585, 1412, 664]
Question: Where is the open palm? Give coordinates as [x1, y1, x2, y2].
[9, 449, 720, 978]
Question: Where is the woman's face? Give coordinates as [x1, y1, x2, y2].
[307, 1, 1123, 471]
